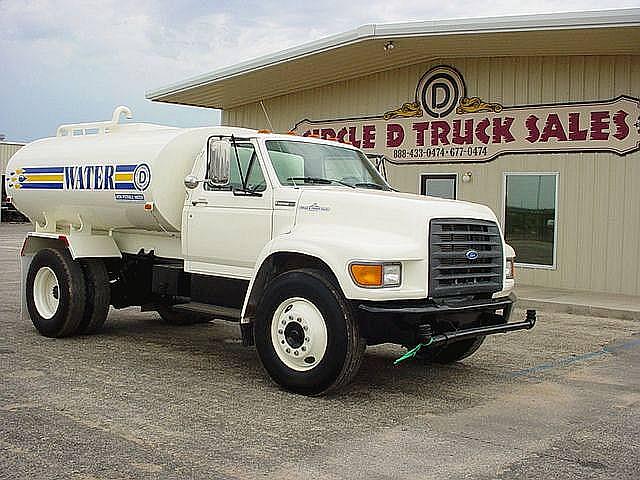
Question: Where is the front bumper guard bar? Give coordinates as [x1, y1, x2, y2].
[417, 309, 536, 346]
[392, 309, 536, 365]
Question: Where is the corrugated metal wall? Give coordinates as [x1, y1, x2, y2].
[0, 143, 23, 173]
[223, 55, 640, 296]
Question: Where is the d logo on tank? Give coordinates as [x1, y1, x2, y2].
[133, 164, 151, 191]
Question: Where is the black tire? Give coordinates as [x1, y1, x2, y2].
[78, 259, 111, 334]
[417, 336, 485, 364]
[156, 306, 211, 325]
[26, 248, 86, 338]
[254, 268, 365, 396]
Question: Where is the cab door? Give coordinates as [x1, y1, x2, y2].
[184, 140, 272, 279]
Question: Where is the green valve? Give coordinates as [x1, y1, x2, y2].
[394, 337, 434, 365]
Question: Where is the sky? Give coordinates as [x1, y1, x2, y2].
[1, 0, 639, 142]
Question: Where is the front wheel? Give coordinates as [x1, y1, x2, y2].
[254, 269, 365, 396]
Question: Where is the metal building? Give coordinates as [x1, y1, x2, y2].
[1, 141, 25, 222]
[147, 9, 640, 296]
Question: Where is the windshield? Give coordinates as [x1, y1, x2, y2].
[265, 140, 389, 190]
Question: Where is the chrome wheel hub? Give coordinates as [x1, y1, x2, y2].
[271, 297, 328, 371]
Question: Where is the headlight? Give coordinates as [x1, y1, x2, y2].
[382, 263, 402, 286]
[505, 258, 515, 280]
[350, 262, 402, 288]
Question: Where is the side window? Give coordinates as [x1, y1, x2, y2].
[205, 142, 266, 192]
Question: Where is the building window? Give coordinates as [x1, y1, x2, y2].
[503, 173, 558, 268]
[420, 174, 457, 199]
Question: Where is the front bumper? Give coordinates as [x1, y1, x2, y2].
[356, 292, 536, 346]
[359, 292, 517, 320]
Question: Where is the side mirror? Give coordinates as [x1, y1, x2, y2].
[207, 139, 231, 186]
[184, 174, 200, 189]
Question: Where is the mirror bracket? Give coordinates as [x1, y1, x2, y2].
[184, 174, 203, 189]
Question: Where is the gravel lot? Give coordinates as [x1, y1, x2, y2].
[1, 222, 639, 479]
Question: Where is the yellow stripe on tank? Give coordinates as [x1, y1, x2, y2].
[25, 174, 64, 182]
[115, 173, 133, 181]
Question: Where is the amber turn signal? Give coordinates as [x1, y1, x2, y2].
[350, 264, 383, 287]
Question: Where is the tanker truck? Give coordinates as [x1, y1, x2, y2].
[6, 106, 535, 395]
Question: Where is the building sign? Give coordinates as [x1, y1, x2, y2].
[294, 65, 640, 163]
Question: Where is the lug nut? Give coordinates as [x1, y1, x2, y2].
[301, 346, 306, 351]
[305, 337, 310, 342]
[286, 348, 290, 353]
[294, 351, 298, 356]
[303, 326, 308, 331]
[278, 329, 283, 334]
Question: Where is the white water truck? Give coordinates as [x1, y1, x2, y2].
[6, 106, 535, 395]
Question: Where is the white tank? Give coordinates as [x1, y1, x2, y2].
[6, 108, 224, 233]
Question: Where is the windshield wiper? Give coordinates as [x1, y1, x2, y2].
[287, 177, 355, 188]
[354, 182, 387, 190]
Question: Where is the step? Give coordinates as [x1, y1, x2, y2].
[172, 302, 241, 320]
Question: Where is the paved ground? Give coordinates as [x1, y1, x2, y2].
[0, 222, 639, 480]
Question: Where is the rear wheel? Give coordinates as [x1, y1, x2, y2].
[417, 336, 485, 364]
[78, 259, 111, 334]
[254, 269, 365, 396]
[26, 248, 86, 338]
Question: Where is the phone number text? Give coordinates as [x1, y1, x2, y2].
[392, 146, 489, 160]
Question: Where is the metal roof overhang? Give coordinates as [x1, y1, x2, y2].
[146, 9, 640, 110]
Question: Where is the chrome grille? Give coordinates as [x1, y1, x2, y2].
[429, 218, 503, 297]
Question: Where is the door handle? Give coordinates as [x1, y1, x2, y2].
[191, 198, 209, 206]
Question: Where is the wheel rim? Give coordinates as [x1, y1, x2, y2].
[271, 297, 328, 372]
[33, 266, 60, 319]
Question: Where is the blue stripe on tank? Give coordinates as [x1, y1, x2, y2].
[115, 164, 137, 172]
[22, 167, 65, 174]
[115, 182, 136, 190]
[19, 183, 63, 189]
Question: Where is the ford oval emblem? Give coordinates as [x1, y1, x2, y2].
[465, 249, 479, 260]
